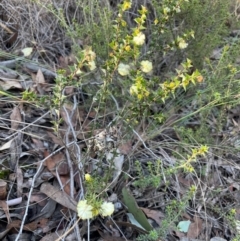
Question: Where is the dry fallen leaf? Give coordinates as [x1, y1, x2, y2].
[36, 69, 45, 84]
[43, 150, 74, 195]
[9, 133, 22, 170]
[0, 200, 10, 224]
[10, 106, 22, 131]
[27, 192, 48, 207]
[38, 198, 56, 219]
[141, 207, 164, 226]
[40, 182, 77, 212]
[60, 175, 75, 196]
[187, 215, 203, 239]
[44, 150, 66, 173]
[35, 69, 47, 94]
[47, 132, 64, 146]
[39, 230, 64, 241]
[118, 141, 132, 155]
[98, 230, 128, 241]
[0, 139, 13, 151]
[0, 79, 22, 90]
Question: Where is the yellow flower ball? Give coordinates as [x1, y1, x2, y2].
[100, 202, 114, 217]
[178, 39, 188, 49]
[122, 1, 132, 11]
[140, 60, 153, 73]
[77, 200, 93, 220]
[83, 47, 96, 62]
[87, 60, 96, 71]
[85, 173, 92, 182]
[118, 63, 131, 76]
[130, 85, 138, 95]
[133, 32, 145, 46]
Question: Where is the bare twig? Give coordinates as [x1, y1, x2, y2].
[15, 141, 78, 241]
[0, 21, 14, 34]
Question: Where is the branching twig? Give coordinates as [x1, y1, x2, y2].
[15, 141, 77, 241]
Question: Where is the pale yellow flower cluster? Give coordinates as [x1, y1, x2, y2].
[118, 63, 131, 76]
[77, 200, 114, 220]
[122, 1, 132, 11]
[140, 60, 153, 73]
[85, 173, 92, 182]
[174, 6, 181, 13]
[83, 47, 96, 62]
[163, 7, 171, 14]
[133, 32, 145, 46]
[129, 85, 138, 95]
[100, 202, 115, 217]
[178, 37, 188, 49]
[77, 200, 93, 220]
[88, 61, 96, 71]
[117, 60, 152, 76]
[83, 47, 97, 71]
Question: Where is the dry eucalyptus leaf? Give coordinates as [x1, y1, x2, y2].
[187, 216, 202, 238]
[39, 230, 64, 241]
[40, 183, 77, 212]
[36, 69, 45, 84]
[0, 80, 22, 90]
[0, 201, 10, 224]
[10, 106, 22, 131]
[118, 141, 132, 155]
[141, 207, 164, 226]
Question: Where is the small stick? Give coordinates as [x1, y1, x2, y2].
[0, 22, 14, 35]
